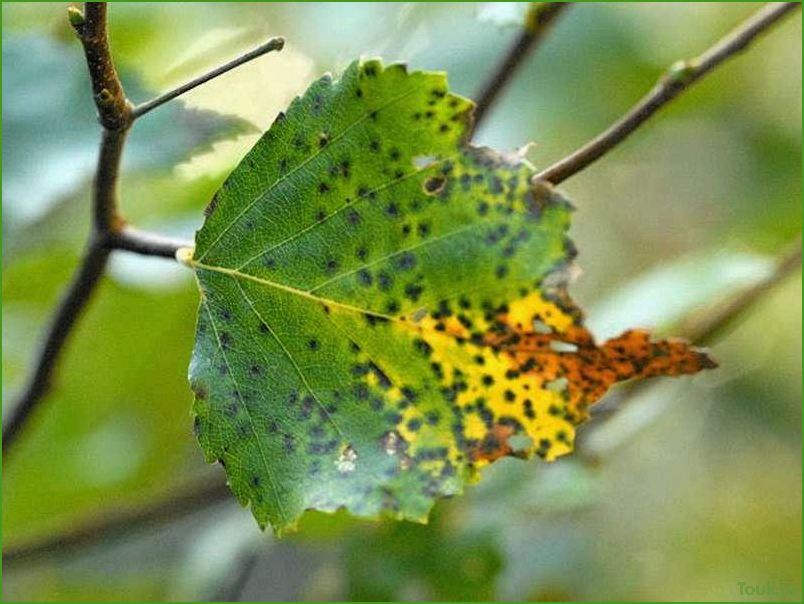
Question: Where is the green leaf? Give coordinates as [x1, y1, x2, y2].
[187, 59, 715, 532]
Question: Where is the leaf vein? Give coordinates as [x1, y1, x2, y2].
[235, 156, 453, 271]
[232, 276, 347, 443]
[202, 300, 290, 525]
[197, 81, 428, 262]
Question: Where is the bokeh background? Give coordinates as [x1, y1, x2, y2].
[2, 2, 801, 601]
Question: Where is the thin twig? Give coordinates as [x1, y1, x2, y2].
[680, 235, 802, 344]
[3, 475, 231, 565]
[535, 2, 801, 184]
[472, 3, 571, 133]
[131, 37, 285, 120]
[6, 237, 800, 561]
[108, 227, 192, 259]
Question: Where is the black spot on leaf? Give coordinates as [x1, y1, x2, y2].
[423, 176, 446, 195]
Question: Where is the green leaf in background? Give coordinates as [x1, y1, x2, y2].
[346, 506, 503, 601]
[186, 58, 716, 532]
[1, 33, 254, 227]
[587, 250, 775, 339]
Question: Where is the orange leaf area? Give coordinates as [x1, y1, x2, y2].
[408, 289, 717, 466]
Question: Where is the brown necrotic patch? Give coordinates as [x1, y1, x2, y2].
[485, 291, 717, 425]
[401, 289, 716, 467]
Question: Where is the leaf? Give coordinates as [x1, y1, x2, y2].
[187, 59, 716, 532]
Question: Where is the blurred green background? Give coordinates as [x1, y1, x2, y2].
[2, 2, 801, 601]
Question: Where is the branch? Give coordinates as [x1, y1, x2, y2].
[6, 237, 800, 561]
[2, 243, 110, 454]
[535, 2, 801, 184]
[3, 474, 231, 565]
[3, 2, 129, 455]
[680, 236, 802, 345]
[472, 2, 571, 132]
[108, 227, 192, 259]
[4, 5, 284, 456]
[131, 37, 285, 120]
[69, 3, 132, 132]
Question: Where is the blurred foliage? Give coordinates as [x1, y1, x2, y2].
[3, 246, 199, 543]
[2, 2, 801, 602]
[344, 506, 503, 601]
[1, 32, 253, 229]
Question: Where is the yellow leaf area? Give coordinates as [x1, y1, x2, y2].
[378, 288, 717, 474]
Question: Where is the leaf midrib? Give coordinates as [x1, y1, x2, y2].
[192, 218, 558, 321]
[193, 259, 399, 322]
[233, 155, 453, 272]
[192, 219, 486, 320]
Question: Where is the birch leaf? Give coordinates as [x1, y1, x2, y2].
[186, 59, 716, 532]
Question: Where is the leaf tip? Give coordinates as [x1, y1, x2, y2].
[695, 347, 719, 370]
